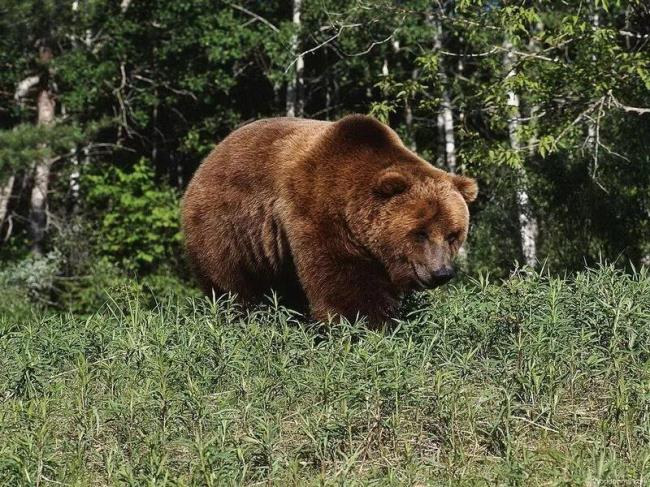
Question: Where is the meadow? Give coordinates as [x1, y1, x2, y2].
[1, 265, 649, 485]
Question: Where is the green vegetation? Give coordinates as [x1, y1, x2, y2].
[1, 2, 648, 483]
[1, 1, 649, 276]
[84, 159, 182, 273]
[1, 265, 648, 484]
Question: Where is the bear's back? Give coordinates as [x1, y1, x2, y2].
[180, 117, 333, 298]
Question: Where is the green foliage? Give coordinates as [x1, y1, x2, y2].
[84, 159, 181, 273]
[0, 0, 648, 277]
[0, 265, 648, 483]
[0, 3, 647, 483]
[0, 249, 62, 303]
[0, 261, 42, 318]
[0, 123, 82, 174]
[56, 259, 199, 315]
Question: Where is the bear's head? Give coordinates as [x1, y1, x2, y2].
[328, 114, 478, 292]
[355, 166, 478, 291]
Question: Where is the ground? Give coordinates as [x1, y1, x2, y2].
[0, 265, 649, 485]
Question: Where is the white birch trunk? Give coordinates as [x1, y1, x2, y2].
[324, 54, 337, 121]
[440, 90, 456, 173]
[381, 58, 389, 77]
[405, 68, 418, 152]
[30, 87, 56, 255]
[0, 175, 15, 228]
[405, 102, 415, 151]
[431, 14, 465, 258]
[68, 145, 87, 214]
[382, 39, 400, 77]
[503, 39, 538, 269]
[381, 41, 417, 149]
[586, 12, 599, 154]
[432, 19, 456, 173]
[286, 0, 303, 117]
[4, 74, 42, 235]
[436, 112, 445, 166]
[527, 22, 542, 159]
[14, 75, 40, 104]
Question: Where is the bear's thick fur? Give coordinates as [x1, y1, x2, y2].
[181, 115, 477, 327]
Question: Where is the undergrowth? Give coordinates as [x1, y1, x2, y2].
[0, 265, 649, 485]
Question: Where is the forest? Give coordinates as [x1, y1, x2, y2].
[1, 0, 649, 297]
[1, 1, 650, 484]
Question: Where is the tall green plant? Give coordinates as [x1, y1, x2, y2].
[84, 159, 181, 273]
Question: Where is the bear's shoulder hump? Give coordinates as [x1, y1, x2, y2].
[326, 114, 398, 150]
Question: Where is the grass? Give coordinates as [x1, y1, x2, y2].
[0, 265, 649, 485]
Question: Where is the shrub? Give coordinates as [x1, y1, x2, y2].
[0, 250, 63, 305]
[83, 159, 182, 274]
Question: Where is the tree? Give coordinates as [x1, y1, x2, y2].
[0, 0, 647, 276]
[432, 14, 457, 173]
[503, 38, 538, 268]
[0, 177, 14, 235]
[287, 0, 305, 117]
[29, 46, 57, 255]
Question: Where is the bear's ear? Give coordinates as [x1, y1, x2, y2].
[452, 175, 478, 203]
[374, 169, 411, 198]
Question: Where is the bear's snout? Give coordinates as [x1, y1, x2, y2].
[427, 266, 455, 287]
[410, 261, 455, 289]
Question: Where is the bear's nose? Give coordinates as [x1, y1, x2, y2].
[428, 267, 455, 287]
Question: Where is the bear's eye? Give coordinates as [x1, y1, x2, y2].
[414, 230, 429, 242]
[446, 231, 461, 245]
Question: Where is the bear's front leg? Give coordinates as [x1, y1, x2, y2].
[289, 229, 399, 329]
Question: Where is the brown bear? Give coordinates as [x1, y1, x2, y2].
[181, 114, 477, 327]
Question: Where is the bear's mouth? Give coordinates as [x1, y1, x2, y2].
[410, 262, 429, 290]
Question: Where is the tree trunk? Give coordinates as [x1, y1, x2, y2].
[286, 0, 303, 117]
[435, 112, 445, 166]
[69, 154, 80, 214]
[440, 90, 456, 173]
[432, 19, 456, 173]
[68, 144, 88, 215]
[381, 58, 389, 77]
[405, 68, 418, 152]
[503, 39, 538, 269]
[405, 102, 415, 151]
[527, 22, 543, 162]
[325, 59, 333, 121]
[586, 10, 599, 156]
[4, 78, 38, 239]
[383, 40, 417, 151]
[14, 75, 40, 104]
[431, 13, 465, 258]
[30, 85, 56, 255]
[0, 175, 15, 231]
[381, 39, 400, 77]
[273, 81, 281, 110]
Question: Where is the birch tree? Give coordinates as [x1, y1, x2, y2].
[0, 176, 14, 235]
[503, 39, 538, 268]
[29, 46, 57, 255]
[286, 0, 304, 117]
[0, 77, 40, 236]
[404, 68, 418, 152]
[432, 17, 456, 173]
